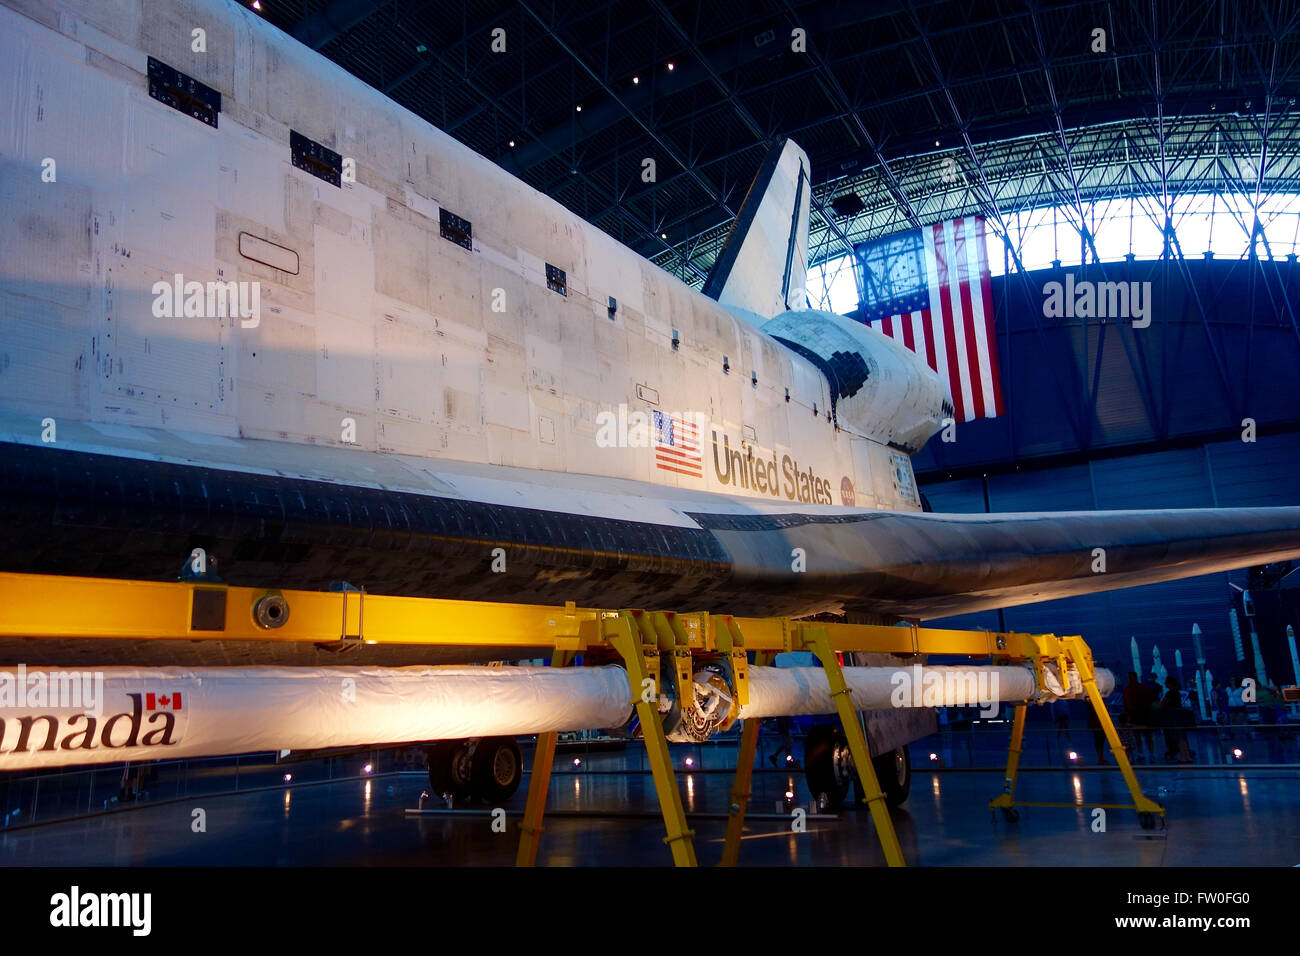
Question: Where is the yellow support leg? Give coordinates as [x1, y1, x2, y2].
[989, 704, 1027, 811]
[803, 627, 906, 867]
[607, 614, 697, 867]
[720, 650, 770, 867]
[720, 717, 761, 867]
[1066, 638, 1164, 819]
[515, 650, 573, 867]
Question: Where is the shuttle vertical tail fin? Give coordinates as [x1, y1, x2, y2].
[702, 138, 811, 319]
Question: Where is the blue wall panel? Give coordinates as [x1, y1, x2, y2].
[988, 465, 1094, 512]
[1207, 432, 1300, 506]
[919, 477, 984, 514]
[1090, 448, 1215, 509]
[911, 259, 1300, 474]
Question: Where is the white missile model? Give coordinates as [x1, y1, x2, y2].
[0, 0, 1298, 790]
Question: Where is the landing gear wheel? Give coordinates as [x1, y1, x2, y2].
[1001, 807, 1020, 822]
[470, 736, 523, 804]
[804, 724, 853, 809]
[1139, 812, 1157, 830]
[872, 747, 911, 807]
[426, 739, 474, 802]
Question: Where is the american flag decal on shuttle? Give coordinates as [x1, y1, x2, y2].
[856, 217, 1005, 422]
[652, 410, 703, 478]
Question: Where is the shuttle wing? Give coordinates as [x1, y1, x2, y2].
[699, 505, 1300, 620]
[2, 427, 1298, 639]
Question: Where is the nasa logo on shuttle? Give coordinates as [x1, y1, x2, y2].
[0, 690, 187, 758]
[711, 431, 835, 504]
[841, 476, 855, 506]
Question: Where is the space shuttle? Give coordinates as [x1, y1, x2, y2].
[0, 0, 1298, 782]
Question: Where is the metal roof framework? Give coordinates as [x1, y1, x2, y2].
[258, 0, 1300, 282]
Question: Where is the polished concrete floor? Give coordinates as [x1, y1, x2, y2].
[2, 750, 1297, 866]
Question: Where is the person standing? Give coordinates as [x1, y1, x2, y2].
[1122, 671, 1154, 762]
[1143, 672, 1162, 706]
[1160, 677, 1194, 763]
[1211, 679, 1229, 726]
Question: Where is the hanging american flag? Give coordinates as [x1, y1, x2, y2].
[652, 410, 702, 478]
[854, 216, 1004, 422]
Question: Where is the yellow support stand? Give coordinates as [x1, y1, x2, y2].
[515, 650, 573, 867]
[720, 648, 771, 868]
[803, 626, 907, 868]
[0, 571, 1171, 849]
[989, 637, 1164, 825]
[989, 704, 1027, 812]
[1067, 637, 1165, 821]
[606, 612, 697, 867]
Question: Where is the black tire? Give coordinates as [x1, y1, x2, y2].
[470, 736, 523, 804]
[426, 739, 474, 801]
[1002, 807, 1020, 822]
[804, 724, 853, 809]
[872, 747, 911, 807]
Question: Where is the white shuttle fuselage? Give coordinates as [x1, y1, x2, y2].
[3, 0, 1300, 631]
[0, 0, 943, 520]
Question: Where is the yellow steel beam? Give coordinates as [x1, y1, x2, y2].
[646, 611, 696, 716]
[720, 718, 762, 868]
[0, 572, 589, 649]
[802, 625, 906, 868]
[1064, 636, 1165, 818]
[0, 572, 1079, 662]
[989, 704, 1027, 810]
[713, 615, 749, 707]
[720, 643, 769, 868]
[515, 650, 574, 867]
[604, 612, 697, 867]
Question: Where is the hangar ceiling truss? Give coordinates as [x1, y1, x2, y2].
[261, 0, 1300, 282]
